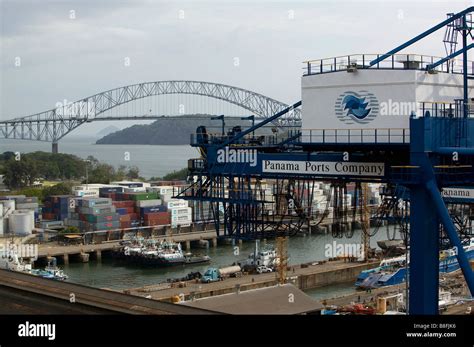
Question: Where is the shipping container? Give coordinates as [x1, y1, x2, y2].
[77, 197, 112, 208]
[136, 199, 162, 207]
[139, 205, 168, 214]
[112, 200, 135, 208]
[166, 199, 188, 209]
[76, 205, 117, 215]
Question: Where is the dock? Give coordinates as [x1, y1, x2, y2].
[125, 259, 379, 301]
[37, 229, 218, 264]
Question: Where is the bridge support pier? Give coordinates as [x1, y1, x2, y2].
[94, 250, 102, 262]
[52, 142, 58, 154]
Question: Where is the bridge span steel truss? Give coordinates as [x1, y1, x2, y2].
[0, 80, 301, 143]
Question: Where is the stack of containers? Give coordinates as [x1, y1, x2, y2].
[42, 195, 73, 221]
[66, 197, 120, 231]
[98, 186, 124, 200]
[166, 199, 192, 228]
[105, 190, 167, 228]
[125, 191, 164, 227]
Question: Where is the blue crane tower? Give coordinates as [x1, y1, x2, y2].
[177, 7, 474, 314]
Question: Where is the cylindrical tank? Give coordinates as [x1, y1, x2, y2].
[219, 265, 241, 276]
[1, 200, 15, 217]
[8, 210, 34, 235]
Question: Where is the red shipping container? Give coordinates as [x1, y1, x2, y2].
[144, 212, 170, 225]
[119, 215, 131, 222]
[113, 200, 134, 208]
[42, 213, 56, 220]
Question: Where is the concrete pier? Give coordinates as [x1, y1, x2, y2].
[62, 253, 69, 265]
[127, 259, 379, 302]
[37, 230, 218, 264]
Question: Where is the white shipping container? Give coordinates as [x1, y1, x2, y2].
[159, 186, 175, 195]
[160, 193, 174, 203]
[170, 207, 192, 216]
[16, 202, 39, 210]
[171, 214, 192, 222]
[74, 190, 99, 198]
[166, 199, 188, 209]
[124, 187, 147, 193]
[137, 199, 162, 207]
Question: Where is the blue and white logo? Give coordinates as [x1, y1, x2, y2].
[335, 91, 379, 125]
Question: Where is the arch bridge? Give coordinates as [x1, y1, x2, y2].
[0, 80, 301, 152]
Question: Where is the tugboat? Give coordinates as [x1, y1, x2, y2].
[32, 257, 68, 281]
[141, 241, 190, 266]
[116, 238, 212, 267]
[0, 251, 33, 273]
[1, 249, 68, 281]
[240, 240, 279, 271]
[184, 252, 211, 265]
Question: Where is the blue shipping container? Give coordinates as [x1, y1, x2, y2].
[140, 205, 168, 214]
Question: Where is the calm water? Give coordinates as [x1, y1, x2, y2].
[64, 228, 399, 300]
[0, 137, 197, 178]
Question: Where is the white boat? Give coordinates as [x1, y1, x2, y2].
[243, 240, 279, 268]
[0, 252, 33, 273]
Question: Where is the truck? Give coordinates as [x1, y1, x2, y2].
[201, 265, 242, 283]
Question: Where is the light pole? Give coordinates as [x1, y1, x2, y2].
[211, 114, 225, 136]
[84, 159, 91, 190]
[241, 115, 255, 137]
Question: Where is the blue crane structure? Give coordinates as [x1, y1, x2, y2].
[178, 7, 474, 314]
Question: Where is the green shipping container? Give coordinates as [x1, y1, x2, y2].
[127, 192, 159, 201]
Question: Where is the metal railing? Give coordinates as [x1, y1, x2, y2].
[418, 101, 474, 118]
[303, 54, 474, 76]
[190, 132, 286, 147]
[297, 128, 410, 144]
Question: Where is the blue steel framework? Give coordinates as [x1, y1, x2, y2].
[179, 8, 474, 314]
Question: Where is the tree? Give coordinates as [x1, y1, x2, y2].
[126, 166, 140, 179]
[86, 163, 117, 184]
[61, 226, 80, 234]
[2, 157, 39, 189]
[162, 168, 188, 181]
[43, 182, 74, 197]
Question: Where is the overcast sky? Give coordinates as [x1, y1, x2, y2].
[0, 0, 472, 134]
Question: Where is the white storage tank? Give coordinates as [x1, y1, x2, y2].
[1, 199, 15, 217]
[8, 210, 34, 236]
